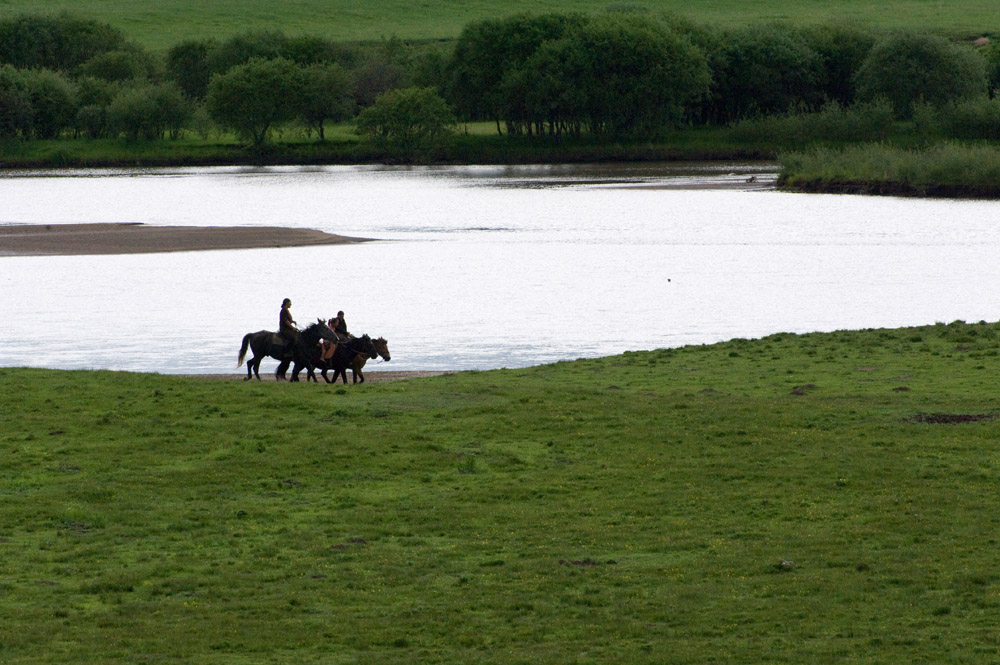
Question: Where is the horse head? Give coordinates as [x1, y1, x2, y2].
[373, 337, 391, 362]
[305, 320, 338, 343]
[358, 334, 378, 360]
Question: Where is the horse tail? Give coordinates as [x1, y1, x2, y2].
[238, 333, 252, 367]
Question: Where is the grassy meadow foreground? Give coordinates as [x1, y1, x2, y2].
[3, 321, 1000, 662]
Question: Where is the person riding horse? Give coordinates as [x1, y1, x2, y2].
[277, 298, 299, 357]
[321, 310, 351, 362]
[279, 298, 298, 339]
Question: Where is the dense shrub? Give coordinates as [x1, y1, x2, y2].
[0, 64, 32, 138]
[79, 47, 159, 83]
[206, 57, 302, 145]
[446, 13, 587, 128]
[108, 82, 190, 140]
[0, 13, 126, 71]
[708, 24, 825, 123]
[570, 15, 710, 135]
[165, 39, 218, 100]
[449, 13, 708, 137]
[351, 39, 413, 109]
[937, 97, 1000, 140]
[730, 99, 893, 143]
[855, 32, 987, 118]
[23, 68, 77, 138]
[798, 22, 878, 107]
[75, 104, 108, 139]
[298, 62, 355, 139]
[355, 86, 455, 147]
[206, 31, 289, 75]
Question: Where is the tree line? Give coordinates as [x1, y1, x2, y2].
[2, 11, 1000, 147]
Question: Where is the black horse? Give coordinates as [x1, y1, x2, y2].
[293, 334, 378, 384]
[238, 320, 338, 381]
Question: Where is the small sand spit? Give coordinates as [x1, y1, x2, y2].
[0, 223, 372, 256]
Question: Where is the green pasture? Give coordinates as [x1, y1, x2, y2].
[0, 0, 997, 50]
[3, 321, 1000, 662]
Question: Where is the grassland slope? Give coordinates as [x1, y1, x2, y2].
[3, 320, 1000, 662]
[2, 0, 998, 50]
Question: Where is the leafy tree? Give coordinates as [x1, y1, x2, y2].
[496, 15, 709, 137]
[446, 13, 587, 131]
[0, 64, 32, 138]
[207, 31, 288, 76]
[166, 39, 218, 100]
[571, 15, 710, 135]
[355, 86, 455, 147]
[351, 38, 414, 109]
[206, 57, 302, 145]
[708, 24, 825, 123]
[500, 38, 587, 136]
[77, 48, 159, 83]
[284, 35, 347, 66]
[23, 68, 76, 138]
[798, 22, 878, 107]
[75, 104, 106, 138]
[0, 13, 126, 71]
[298, 62, 354, 140]
[855, 32, 988, 118]
[72, 76, 119, 137]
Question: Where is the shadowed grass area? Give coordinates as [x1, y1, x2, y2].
[2, 0, 999, 50]
[3, 320, 1000, 662]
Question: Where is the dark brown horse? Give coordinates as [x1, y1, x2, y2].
[237, 320, 338, 381]
[347, 336, 390, 383]
[293, 333, 378, 384]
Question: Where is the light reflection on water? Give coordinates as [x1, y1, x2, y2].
[2, 162, 999, 374]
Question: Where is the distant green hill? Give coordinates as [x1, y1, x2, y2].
[1, 0, 997, 50]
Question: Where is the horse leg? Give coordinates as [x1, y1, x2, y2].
[276, 359, 290, 381]
[249, 356, 262, 381]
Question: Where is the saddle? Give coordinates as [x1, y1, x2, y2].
[272, 333, 294, 358]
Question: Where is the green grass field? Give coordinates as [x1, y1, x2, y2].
[4, 321, 1000, 662]
[0, 0, 997, 50]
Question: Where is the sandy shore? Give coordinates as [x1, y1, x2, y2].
[190, 371, 449, 382]
[0, 223, 372, 256]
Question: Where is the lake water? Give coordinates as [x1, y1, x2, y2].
[2, 162, 999, 375]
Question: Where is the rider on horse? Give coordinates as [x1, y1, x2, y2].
[320, 310, 351, 362]
[278, 298, 299, 355]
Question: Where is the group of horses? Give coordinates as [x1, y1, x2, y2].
[237, 320, 390, 384]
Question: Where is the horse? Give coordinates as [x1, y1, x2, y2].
[237, 320, 338, 381]
[295, 334, 378, 384]
[347, 336, 391, 383]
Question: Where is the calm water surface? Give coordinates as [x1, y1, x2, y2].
[2, 163, 998, 374]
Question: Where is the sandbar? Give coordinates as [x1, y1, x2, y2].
[0, 223, 372, 257]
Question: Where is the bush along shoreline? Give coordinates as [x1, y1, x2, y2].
[778, 142, 1000, 198]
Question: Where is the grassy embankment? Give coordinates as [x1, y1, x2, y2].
[4, 321, 1000, 662]
[778, 142, 1000, 198]
[1, 0, 997, 51]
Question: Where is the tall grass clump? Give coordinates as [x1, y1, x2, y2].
[729, 99, 893, 145]
[779, 141, 1000, 196]
[937, 97, 1000, 140]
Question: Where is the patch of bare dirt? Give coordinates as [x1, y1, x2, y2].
[908, 413, 998, 425]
